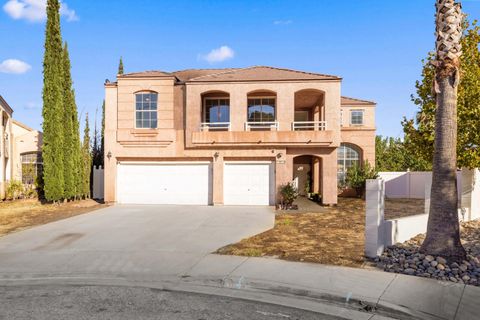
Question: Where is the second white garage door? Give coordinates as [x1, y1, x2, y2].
[117, 162, 212, 205]
[223, 162, 274, 206]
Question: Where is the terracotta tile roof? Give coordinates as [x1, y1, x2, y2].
[171, 68, 241, 82]
[118, 66, 340, 82]
[0, 95, 13, 114]
[186, 66, 341, 82]
[118, 70, 174, 78]
[341, 96, 375, 105]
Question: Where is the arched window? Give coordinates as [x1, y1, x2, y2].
[135, 92, 158, 128]
[21, 152, 43, 185]
[247, 90, 277, 130]
[337, 144, 361, 183]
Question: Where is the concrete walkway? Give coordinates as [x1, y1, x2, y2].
[0, 205, 478, 319]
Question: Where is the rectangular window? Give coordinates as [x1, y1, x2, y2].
[204, 98, 230, 123]
[135, 92, 158, 128]
[247, 98, 276, 122]
[350, 110, 364, 125]
[21, 152, 43, 185]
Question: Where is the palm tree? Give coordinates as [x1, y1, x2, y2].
[420, 0, 466, 261]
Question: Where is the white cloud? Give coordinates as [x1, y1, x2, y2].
[0, 59, 31, 74]
[24, 101, 39, 110]
[3, 0, 78, 22]
[200, 46, 235, 64]
[273, 20, 292, 25]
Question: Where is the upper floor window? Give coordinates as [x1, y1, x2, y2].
[135, 92, 157, 129]
[350, 110, 364, 125]
[203, 98, 230, 123]
[247, 97, 276, 122]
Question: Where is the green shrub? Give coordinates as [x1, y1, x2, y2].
[279, 182, 298, 208]
[345, 161, 379, 198]
[6, 180, 24, 200]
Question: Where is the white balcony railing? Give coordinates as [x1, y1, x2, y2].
[291, 121, 327, 131]
[244, 121, 279, 131]
[200, 122, 231, 131]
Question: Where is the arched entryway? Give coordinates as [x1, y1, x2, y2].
[293, 155, 322, 196]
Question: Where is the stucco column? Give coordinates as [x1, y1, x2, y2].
[213, 155, 224, 205]
[312, 157, 321, 193]
[277, 89, 294, 131]
[321, 149, 338, 205]
[230, 89, 245, 131]
[276, 152, 292, 204]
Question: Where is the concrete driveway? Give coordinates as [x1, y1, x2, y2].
[0, 205, 274, 277]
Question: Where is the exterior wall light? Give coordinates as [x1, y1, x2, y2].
[276, 153, 283, 159]
[107, 151, 112, 160]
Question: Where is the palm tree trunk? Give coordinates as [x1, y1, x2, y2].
[420, 0, 466, 261]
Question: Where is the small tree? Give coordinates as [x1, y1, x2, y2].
[279, 182, 298, 209]
[118, 56, 124, 75]
[345, 161, 378, 198]
[82, 114, 92, 198]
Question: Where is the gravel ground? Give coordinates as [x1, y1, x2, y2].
[376, 220, 480, 286]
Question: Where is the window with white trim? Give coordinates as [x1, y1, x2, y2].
[337, 144, 360, 184]
[135, 92, 158, 129]
[350, 110, 364, 125]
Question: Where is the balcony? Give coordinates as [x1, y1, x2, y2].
[291, 121, 327, 131]
[191, 121, 334, 147]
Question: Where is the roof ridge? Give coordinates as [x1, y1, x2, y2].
[120, 70, 173, 77]
[257, 65, 340, 79]
[341, 96, 376, 104]
[172, 67, 240, 73]
[187, 67, 251, 81]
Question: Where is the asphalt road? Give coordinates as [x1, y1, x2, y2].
[0, 285, 343, 320]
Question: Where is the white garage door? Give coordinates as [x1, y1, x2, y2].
[117, 163, 212, 205]
[223, 162, 274, 206]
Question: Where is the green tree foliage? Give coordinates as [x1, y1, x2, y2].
[118, 56, 124, 75]
[402, 20, 480, 169]
[61, 43, 75, 199]
[92, 107, 103, 167]
[82, 114, 92, 198]
[375, 135, 431, 171]
[101, 100, 105, 166]
[345, 161, 378, 198]
[42, 0, 64, 202]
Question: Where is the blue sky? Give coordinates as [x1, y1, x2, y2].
[1, 0, 479, 137]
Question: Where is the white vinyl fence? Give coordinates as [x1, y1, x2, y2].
[378, 171, 462, 199]
[366, 169, 480, 258]
[92, 166, 104, 200]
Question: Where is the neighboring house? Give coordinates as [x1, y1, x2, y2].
[104, 66, 375, 206]
[12, 120, 43, 185]
[0, 96, 13, 199]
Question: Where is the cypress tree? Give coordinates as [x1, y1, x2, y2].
[61, 43, 75, 199]
[42, 0, 64, 202]
[100, 100, 105, 166]
[118, 57, 124, 75]
[82, 114, 92, 198]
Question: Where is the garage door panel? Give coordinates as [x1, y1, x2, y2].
[117, 163, 211, 205]
[223, 163, 274, 206]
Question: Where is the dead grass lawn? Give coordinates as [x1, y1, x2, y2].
[217, 198, 367, 267]
[217, 197, 425, 267]
[0, 199, 105, 237]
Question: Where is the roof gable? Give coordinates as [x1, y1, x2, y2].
[341, 96, 375, 105]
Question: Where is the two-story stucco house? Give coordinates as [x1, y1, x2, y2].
[104, 66, 375, 206]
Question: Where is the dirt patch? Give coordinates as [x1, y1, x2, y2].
[217, 198, 366, 267]
[384, 198, 424, 220]
[0, 199, 105, 237]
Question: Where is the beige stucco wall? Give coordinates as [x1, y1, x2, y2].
[104, 76, 375, 206]
[11, 122, 43, 181]
[340, 105, 375, 128]
[0, 110, 13, 199]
